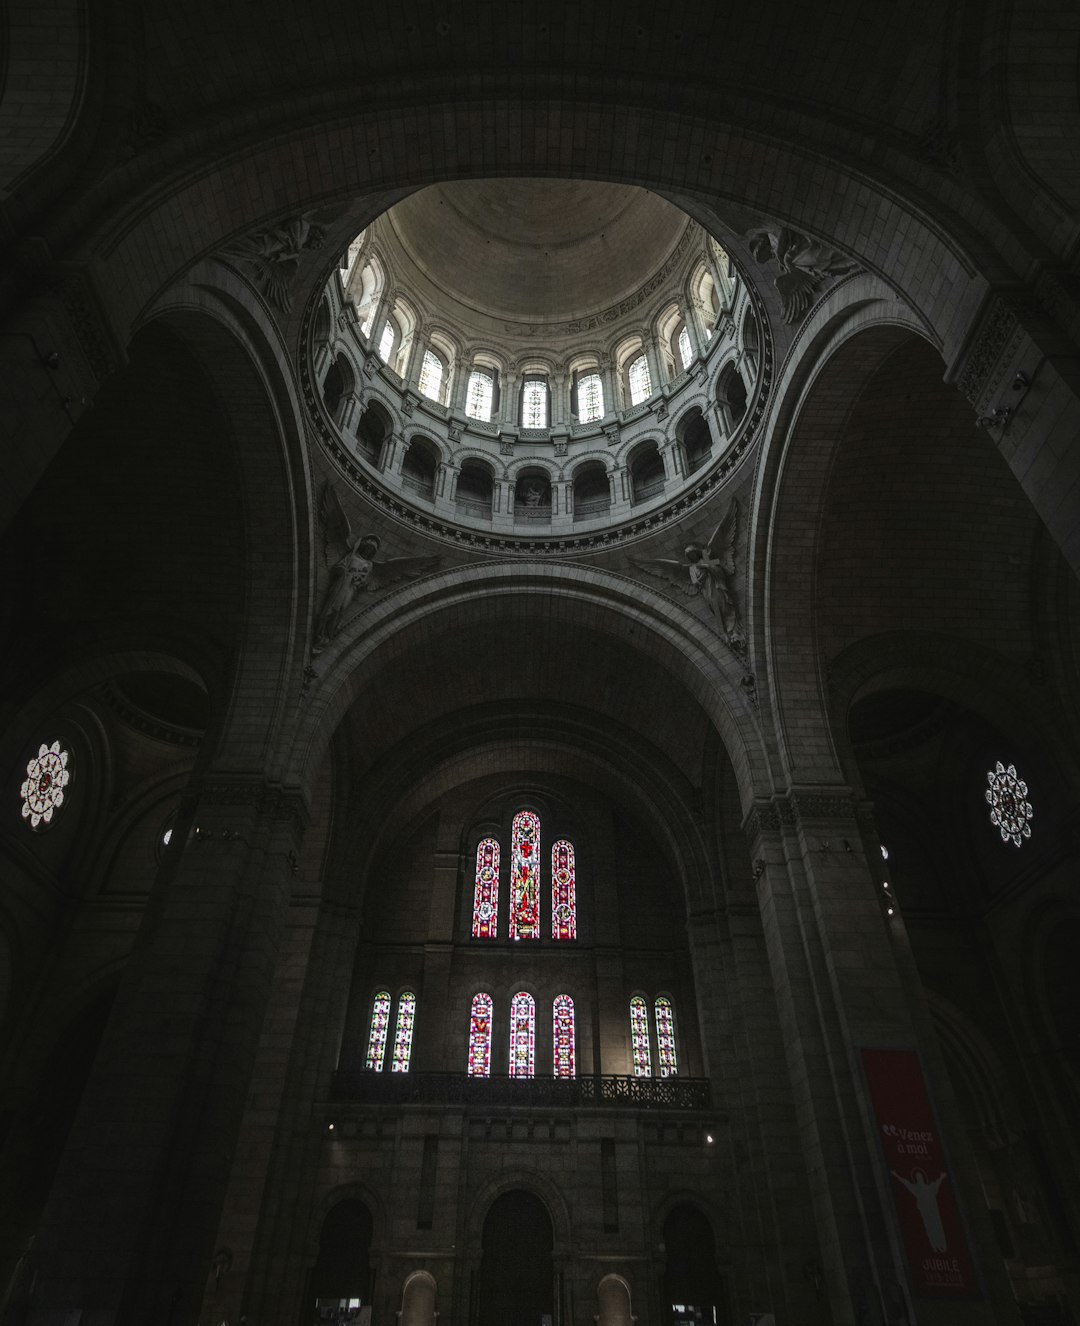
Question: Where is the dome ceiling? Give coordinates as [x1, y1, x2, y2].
[386, 180, 689, 324]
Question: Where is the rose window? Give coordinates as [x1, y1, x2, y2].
[21, 740, 71, 829]
[985, 761, 1032, 847]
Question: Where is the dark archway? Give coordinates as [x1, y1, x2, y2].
[662, 1203, 724, 1326]
[306, 1198, 373, 1324]
[479, 1189, 554, 1326]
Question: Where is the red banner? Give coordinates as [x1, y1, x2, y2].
[861, 1048, 979, 1297]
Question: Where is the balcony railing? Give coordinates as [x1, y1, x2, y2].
[330, 1070, 711, 1111]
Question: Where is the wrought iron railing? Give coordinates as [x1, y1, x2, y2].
[330, 1070, 711, 1110]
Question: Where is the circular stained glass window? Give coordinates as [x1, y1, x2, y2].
[20, 740, 71, 829]
[985, 761, 1032, 847]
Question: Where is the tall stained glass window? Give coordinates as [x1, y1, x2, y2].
[654, 996, 678, 1077]
[509, 810, 541, 940]
[466, 369, 494, 421]
[628, 354, 652, 405]
[677, 325, 693, 371]
[578, 372, 604, 422]
[471, 837, 500, 939]
[630, 996, 652, 1077]
[522, 378, 548, 428]
[551, 839, 576, 940]
[392, 991, 416, 1072]
[553, 994, 575, 1078]
[468, 992, 493, 1077]
[378, 320, 396, 364]
[509, 991, 536, 1078]
[418, 350, 444, 401]
[365, 990, 392, 1071]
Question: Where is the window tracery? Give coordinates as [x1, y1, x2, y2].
[466, 369, 494, 421]
[366, 990, 392, 1070]
[471, 837, 500, 938]
[577, 372, 604, 423]
[20, 740, 71, 829]
[392, 992, 416, 1072]
[985, 761, 1033, 846]
[551, 839, 576, 940]
[418, 349, 444, 401]
[509, 810, 541, 940]
[522, 377, 549, 429]
[468, 993, 493, 1076]
[509, 991, 536, 1077]
[553, 994, 575, 1078]
[630, 996, 652, 1077]
[628, 354, 652, 405]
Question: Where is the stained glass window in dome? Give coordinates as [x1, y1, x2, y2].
[509, 991, 535, 1078]
[20, 740, 71, 829]
[551, 839, 576, 940]
[509, 810, 541, 941]
[985, 761, 1033, 846]
[466, 369, 494, 422]
[655, 996, 678, 1077]
[523, 378, 548, 429]
[365, 990, 392, 1071]
[378, 320, 395, 363]
[392, 991, 416, 1072]
[468, 992, 493, 1077]
[628, 354, 652, 405]
[471, 837, 501, 939]
[578, 372, 604, 423]
[553, 994, 575, 1079]
[630, 996, 652, 1077]
[418, 350, 444, 401]
[678, 325, 693, 371]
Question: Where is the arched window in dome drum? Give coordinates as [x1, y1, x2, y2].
[509, 991, 535, 1078]
[365, 990, 392, 1071]
[574, 371, 604, 423]
[471, 837, 500, 939]
[392, 992, 416, 1072]
[418, 349, 444, 402]
[551, 839, 576, 940]
[553, 995, 575, 1078]
[509, 810, 541, 940]
[655, 996, 678, 1077]
[521, 376, 549, 429]
[378, 319, 396, 364]
[627, 354, 652, 405]
[630, 996, 651, 1077]
[677, 324, 693, 372]
[467, 993, 493, 1077]
[466, 369, 495, 422]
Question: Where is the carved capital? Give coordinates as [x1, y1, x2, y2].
[954, 296, 1025, 408]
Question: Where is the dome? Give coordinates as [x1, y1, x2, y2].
[386, 180, 689, 325]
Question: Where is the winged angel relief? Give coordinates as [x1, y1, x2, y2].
[630, 499, 746, 653]
[313, 484, 440, 653]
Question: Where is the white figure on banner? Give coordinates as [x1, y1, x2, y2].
[891, 1167, 948, 1251]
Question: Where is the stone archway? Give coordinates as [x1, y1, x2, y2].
[478, 1189, 555, 1326]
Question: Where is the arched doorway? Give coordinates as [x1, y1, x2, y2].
[306, 1198, 373, 1324]
[479, 1189, 554, 1326]
[662, 1203, 724, 1326]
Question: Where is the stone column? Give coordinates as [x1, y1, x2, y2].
[379, 431, 405, 476]
[336, 387, 365, 433]
[660, 438, 684, 483]
[26, 776, 308, 1326]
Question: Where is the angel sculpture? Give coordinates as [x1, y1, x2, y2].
[224, 212, 327, 314]
[630, 499, 746, 651]
[747, 227, 859, 325]
[313, 484, 440, 652]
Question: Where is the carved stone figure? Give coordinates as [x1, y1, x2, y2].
[747, 227, 859, 324]
[314, 484, 440, 652]
[630, 498, 745, 650]
[224, 212, 328, 313]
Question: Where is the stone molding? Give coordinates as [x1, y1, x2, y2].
[42, 262, 126, 385]
[954, 295, 1025, 408]
[196, 777, 311, 833]
[743, 790, 861, 840]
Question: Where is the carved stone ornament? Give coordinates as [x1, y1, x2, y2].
[630, 498, 746, 651]
[222, 212, 328, 314]
[956, 298, 1020, 406]
[313, 483, 439, 652]
[553, 438, 568, 457]
[746, 226, 860, 324]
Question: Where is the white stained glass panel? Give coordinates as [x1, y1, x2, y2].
[419, 350, 444, 401]
[523, 379, 548, 428]
[678, 325, 692, 371]
[578, 373, 604, 422]
[628, 355, 652, 405]
[378, 320, 395, 364]
[466, 370, 494, 421]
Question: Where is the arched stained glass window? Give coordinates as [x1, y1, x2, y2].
[466, 369, 494, 421]
[628, 354, 652, 405]
[392, 991, 416, 1072]
[654, 996, 678, 1077]
[468, 993, 493, 1077]
[365, 990, 392, 1071]
[551, 839, 576, 940]
[578, 372, 604, 422]
[677, 324, 693, 371]
[378, 320, 396, 363]
[509, 810, 541, 941]
[509, 991, 536, 1078]
[553, 994, 575, 1078]
[522, 378, 548, 428]
[471, 837, 500, 939]
[418, 349, 444, 401]
[630, 996, 652, 1077]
